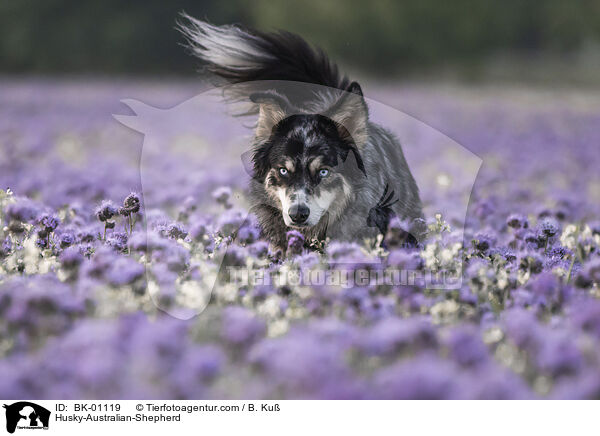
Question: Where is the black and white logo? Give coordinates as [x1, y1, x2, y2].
[3, 402, 50, 434]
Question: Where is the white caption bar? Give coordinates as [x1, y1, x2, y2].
[1, 400, 595, 436]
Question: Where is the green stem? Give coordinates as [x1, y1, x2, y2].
[103, 224, 107, 241]
[565, 254, 576, 284]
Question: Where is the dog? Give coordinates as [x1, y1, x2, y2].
[179, 16, 424, 251]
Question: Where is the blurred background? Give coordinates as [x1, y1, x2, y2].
[1, 0, 600, 83]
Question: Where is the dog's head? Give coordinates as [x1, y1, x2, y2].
[250, 83, 368, 229]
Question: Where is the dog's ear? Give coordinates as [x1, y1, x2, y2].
[324, 81, 369, 148]
[250, 91, 293, 142]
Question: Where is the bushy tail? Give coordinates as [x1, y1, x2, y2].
[178, 14, 350, 91]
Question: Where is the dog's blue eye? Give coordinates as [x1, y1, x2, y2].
[319, 169, 329, 177]
[279, 168, 288, 176]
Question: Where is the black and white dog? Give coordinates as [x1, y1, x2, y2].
[180, 16, 424, 251]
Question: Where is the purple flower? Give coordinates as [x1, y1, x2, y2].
[121, 192, 141, 215]
[327, 241, 362, 260]
[575, 258, 600, 288]
[374, 353, 465, 399]
[237, 224, 260, 245]
[387, 250, 422, 270]
[153, 242, 190, 273]
[38, 213, 60, 232]
[506, 213, 529, 229]
[252, 284, 276, 300]
[538, 217, 560, 238]
[502, 308, 542, 350]
[106, 232, 128, 252]
[221, 307, 265, 346]
[78, 225, 99, 243]
[511, 288, 534, 308]
[248, 241, 269, 258]
[177, 346, 225, 381]
[519, 254, 544, 274]
[552, 370, 600, 399]
[0, 237, 12, 258]
[212, 186, 232, 206]
[216, 209, 245, 237]
[222, 244, 248, 267]
[129, 231, 167, 253]
[166, 222, 188, 240]
[189, 216, 211, 242]
[295, 251, 320, 270]
[95, 200, 118, 222]
[465, 257, 489, 277]
[247, 329, 351, 396]
[59, 247, 84, 269]
[476, 195, 499, 218]
[458, 286, 478, 305]
[536, 331, 583, 377]
[59, 232, 76, 248]
[472, 231, 496, 252]
[547, 244, 571, 259]
[182, 196, 197, 212]
[127, 316, 190, 374]
[489, 246, 516, 262]
[0, 275, 86, 339]
[359, 317, 437, 356]
[524, 230, 542, 247]
[529, 272, 568, 308]
[5, 198, 40, 223]
[569, 299, 600, 338]
[342, 286, 370, 307]
[35, 238, 48, 249]
[466, 366, 534, 399]
[83, 246, 118, 278]
[123, 192, 140, 214]
[106, 257, 145, 286]
[286, 230, 304, 255]
[445, 326, 489, 367]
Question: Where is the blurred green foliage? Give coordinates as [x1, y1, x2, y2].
[1, 0, 598, 75]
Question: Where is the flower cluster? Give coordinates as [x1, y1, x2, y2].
[1, 82, 600, 399]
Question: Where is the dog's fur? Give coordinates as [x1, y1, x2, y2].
[179, 16, 424, 250]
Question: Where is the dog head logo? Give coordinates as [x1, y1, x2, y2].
[3, 402, 50, 434]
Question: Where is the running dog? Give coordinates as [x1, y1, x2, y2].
[179, 16, 424, 250]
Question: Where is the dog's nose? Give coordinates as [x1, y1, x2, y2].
[289, 204, 310, 224]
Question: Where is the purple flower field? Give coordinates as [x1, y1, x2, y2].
[1, 79, 600, 399]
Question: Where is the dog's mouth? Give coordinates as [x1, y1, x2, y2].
[277, 185, 339, 230]
[281, 205, 322, 227]
[287, 221, 311, 229]
[282, 206, 329, 231]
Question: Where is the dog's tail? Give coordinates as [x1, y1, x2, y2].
[177, 14, 350, 92]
